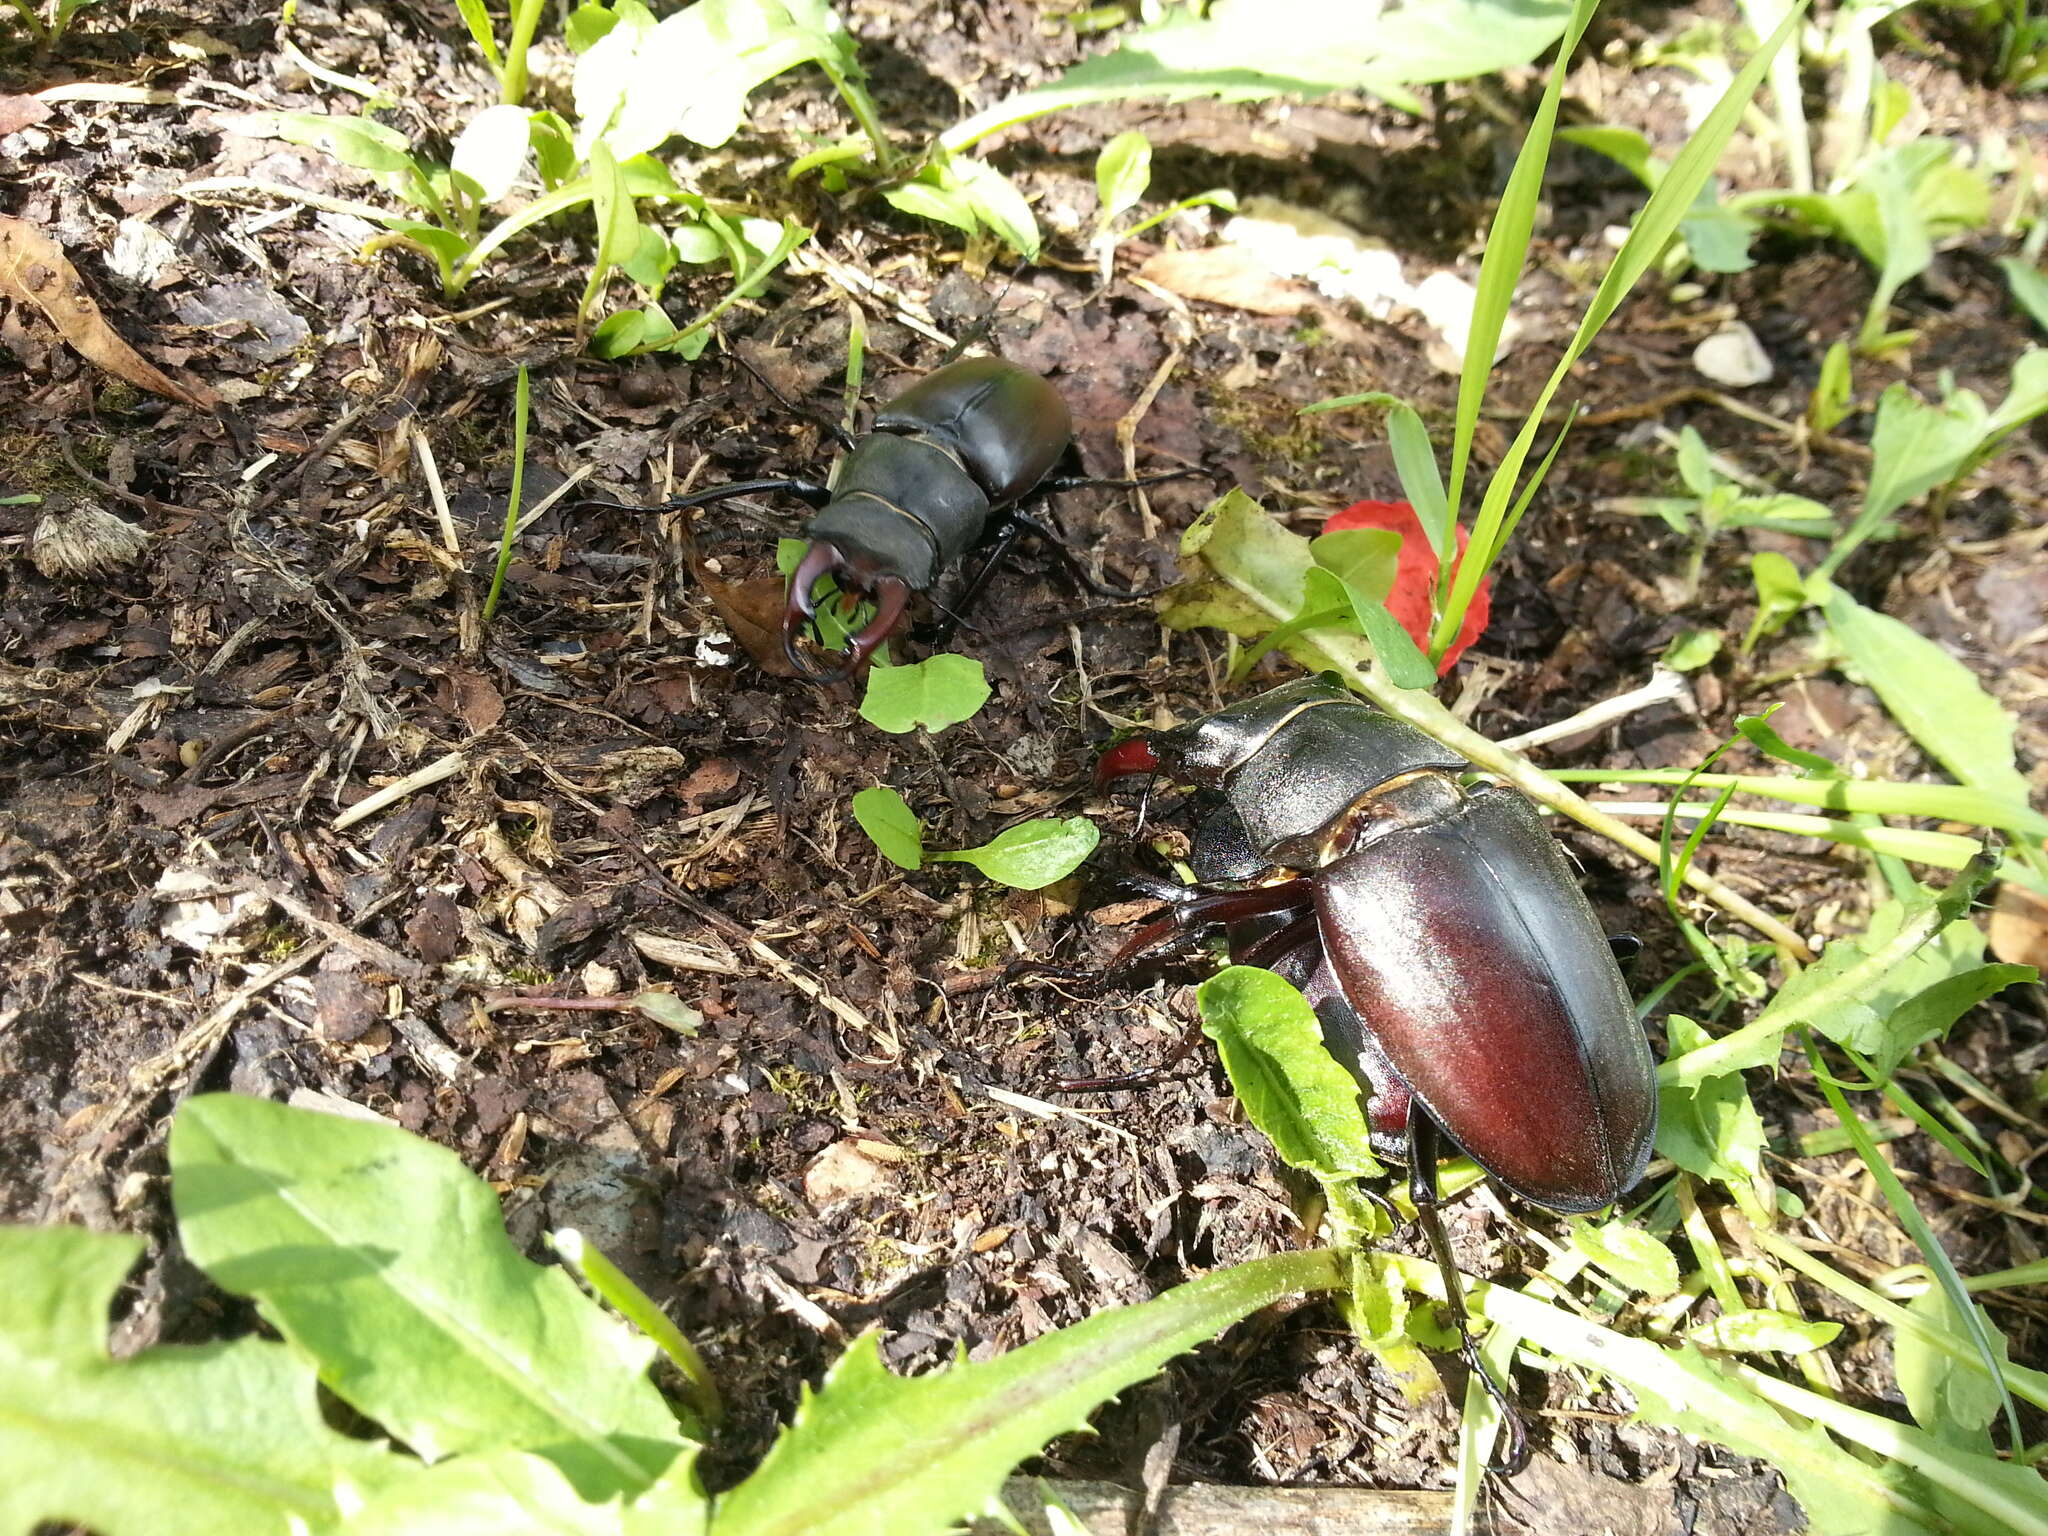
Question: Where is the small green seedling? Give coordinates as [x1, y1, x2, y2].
[857, 654, 991, 735]
[1597, 426, 1838, 601]
[851, 786, 1098, 890]
[1090, 130, 1238, 255]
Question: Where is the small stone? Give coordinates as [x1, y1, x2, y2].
[804, 1139, 898, 1206]
[1693, 321, 1773, 387]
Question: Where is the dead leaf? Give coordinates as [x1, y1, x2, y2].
[444, 665, 505, 732]
[0, 96, 52, 136]
[1989, 883, 2048, 970]
[696, 564, 798, 676]
[1137, 246, 1311, 316]
[0, 215, 217, 411]
[677, 757, 741, 812]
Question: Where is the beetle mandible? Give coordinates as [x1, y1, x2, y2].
[589, 353, 1196, 682]
[1082, 675, 1659, 1465]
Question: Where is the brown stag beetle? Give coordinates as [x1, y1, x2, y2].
[1065, 675, 1659, 1471]
[585, 353, 1202, 682]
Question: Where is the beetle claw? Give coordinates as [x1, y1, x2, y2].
[781, 550, 912, 683]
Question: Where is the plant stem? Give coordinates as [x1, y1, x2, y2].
[481, 365, 530, 630]
[500, 0, 544, 104]
[818, 58, 899, 174]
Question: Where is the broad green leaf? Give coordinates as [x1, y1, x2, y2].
[1680, 189, 1757, 273]
[565, 2, 619, 53]
[583, 140, 640, 320]
[880, 177, 980, 237]
[1823, 588, 2031, 809]
[938, 0, 1575, 153]
[1675, 426, 1716, 498]
[1383, 405, 1451, 561]
[451, 103, 532, 203]
[268, 110, 421, 176]
[1195, 965, 1382, 1182]
[1898, 1286, 2007, 1450]
[1663, 858, 1997, 1090]
[1825, 382, 1988, 573]
[1308, 528, 1400, 602]
[951, 157, 1042, 259]
[169, 1095, 687, 1500]
[1656, 1016, 1768, 1183]
[1094, 130, 1152, 224]
[1980, 347, 2048, 444]
[1566, 1218, 1681, 1297]
[932, 817, 1100, 890]
[708, 1248, 1343, 1536]
[850, 785, 924, 871]
[858, 654, 991, 734]
[1687, 1309, 1843, 1355]
[1873, 964, 2035, 1077]
[589, 309, 651, 359]
[350, 1448, 710, 1535]
[381, 220, 470, 293]
[621, 222, 676, 289]
[530, 109, 579, 189]
[0, 1225, 406, 1536]
[2004, 258, 2048, 334]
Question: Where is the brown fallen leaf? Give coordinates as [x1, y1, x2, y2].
[443, 664, 505, 733]
[0, 215, 217, 412]
[0, 95, 52, 135]
[1989, 882, 2048, 970]
[1137, 246, 1313, 316]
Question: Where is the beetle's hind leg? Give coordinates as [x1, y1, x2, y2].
[1407, 1113, 1532, 1477]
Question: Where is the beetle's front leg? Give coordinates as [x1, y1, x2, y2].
[1408, 1113, 1532, 1477]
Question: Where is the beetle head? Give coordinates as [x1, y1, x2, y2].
[782, 540, 911, 684]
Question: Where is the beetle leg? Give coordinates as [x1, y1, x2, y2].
[1408, 1113, 1532, 1477]
[1039, 466, 1215, 495]
[1003, 509, 1154, 600]
[927, 519, 1024, 646]
[579, 477, 833, 516]
[731, 349, 860, 451]
[1009, 879, 1313, 988]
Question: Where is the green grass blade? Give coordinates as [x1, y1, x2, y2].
[1433, 2, 1805, 653]
[1441, 0, 1600, 531]
[481, 364, 530, 629]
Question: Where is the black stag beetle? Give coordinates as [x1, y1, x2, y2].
[1061, 675, 1659, 1471]
[586, 348, 1201, 682]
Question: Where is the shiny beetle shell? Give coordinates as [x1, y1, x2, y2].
[1148, 676, 1658, 1213]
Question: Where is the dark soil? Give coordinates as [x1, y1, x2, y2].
[2, 0, 2044, 1528]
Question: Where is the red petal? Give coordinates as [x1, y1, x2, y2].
[1322, 498, 1491, 673]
